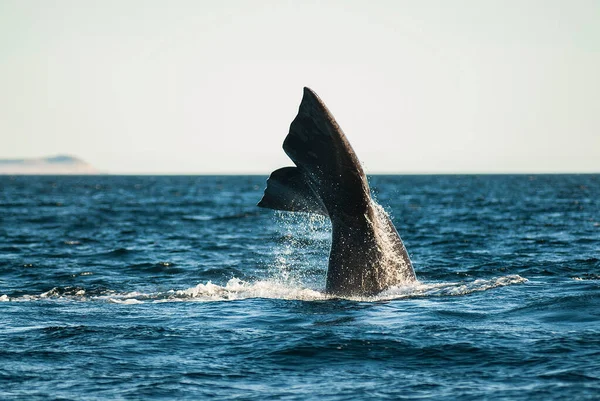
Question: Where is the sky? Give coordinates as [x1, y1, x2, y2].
[0, 0, 598, 174]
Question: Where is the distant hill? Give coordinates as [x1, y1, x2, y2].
[0, 155, 99, 175]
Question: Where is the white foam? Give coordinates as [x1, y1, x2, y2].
[0, 275, 527, 304]
[108, 298, 144, 305]
[377, 274, 528, 300]
[172, 278, 329, 302]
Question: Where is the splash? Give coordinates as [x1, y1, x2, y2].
[370, 201, 416, 284]
[1, 275, 527, 303]
[173, 278, 327, 301]
[377, 274, 528, 300]
[270, 211, 331, 288]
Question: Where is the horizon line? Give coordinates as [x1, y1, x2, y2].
[2, 171, 599, 176]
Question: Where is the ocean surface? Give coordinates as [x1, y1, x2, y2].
[1, 174, 599, 400]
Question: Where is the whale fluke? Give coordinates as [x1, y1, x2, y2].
[257, 166, 327, 216]
[259, 87, 416, 296]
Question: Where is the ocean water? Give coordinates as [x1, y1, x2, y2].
[1, 174, 599, 400]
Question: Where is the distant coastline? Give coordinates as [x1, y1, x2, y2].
[0, 155, 99, 175]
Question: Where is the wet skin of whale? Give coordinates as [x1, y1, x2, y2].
[258, 87, 416, 296]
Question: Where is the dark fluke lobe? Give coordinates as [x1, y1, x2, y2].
[259, 87, 416, 296]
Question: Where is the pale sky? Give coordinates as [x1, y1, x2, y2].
[1, 0, 598, 174]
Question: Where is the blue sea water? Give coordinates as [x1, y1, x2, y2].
[1, 174, 599, 400]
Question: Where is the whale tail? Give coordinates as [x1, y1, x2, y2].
[257, 166, 327, 216]
[258, 87, 416, 295]
[258, 87, 370, 219]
